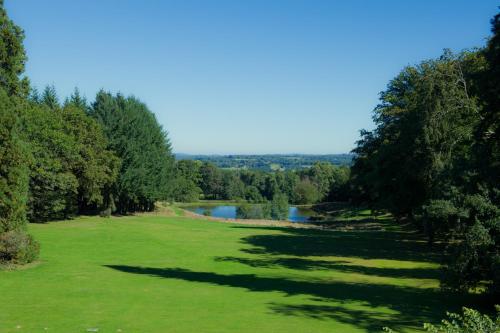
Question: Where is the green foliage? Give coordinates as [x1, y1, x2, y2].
[182, 159, 348, 205]
[443, 192, 500, 294]
[41, 85, 59, 109]
[0, 229, 39, 264]
[60, 103, 120, 213]
[244, 185, 265, 203]
[270, 193, 289, 220]
[0, 89, 28, 232]
[199, 162, 223, 199]
[0, 0, 29, 97]
[90, 91, 174, 213]
[22, 94, 120, 221]
[177, 153, 353, 171]
[171, 177, 202, 202]
[352, 50, 481, 218]
[23, 101, 79, 221]
[236, 203, 270, 219]
[171, 160, 203, 202]
[221, 170, 245, 200]
[294, 179, 321, 204]
[351, 11, 500, 294]
[0, 3, 38, 265]
[384, 306, 500, 333]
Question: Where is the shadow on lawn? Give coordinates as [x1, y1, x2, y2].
[230, 225, 443, 263]
[105, 220, 479, 331]
[214, 256, 443, 280]
[104, 264, 479, 332]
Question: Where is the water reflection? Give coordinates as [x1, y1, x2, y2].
[185, 205, 316, 222]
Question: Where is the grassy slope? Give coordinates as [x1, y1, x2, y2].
[0, 216, 479, 333]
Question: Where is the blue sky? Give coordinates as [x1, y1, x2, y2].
[6, 1, 499, 154]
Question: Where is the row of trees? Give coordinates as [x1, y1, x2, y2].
[350, 12, 499, 295]
[0, 1, 174, 264]
[171, 159, 350, 205]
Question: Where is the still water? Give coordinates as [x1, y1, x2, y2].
[184, 205, 316, 222]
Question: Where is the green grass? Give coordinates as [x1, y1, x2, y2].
[0, 215, 480, 333]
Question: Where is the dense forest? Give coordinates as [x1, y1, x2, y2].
[350, 14, 500, 295]
[0, 2, 174, 263]
[0, 0, 499, 304]
[171, 159, 349, 204]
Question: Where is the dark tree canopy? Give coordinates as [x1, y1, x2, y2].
[0, 0, 29, 97]
[90, 91, 174, 213]
[0, 88, 28, 232]
[350, 12, 500, 294]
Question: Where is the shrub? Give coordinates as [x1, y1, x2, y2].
[0, 230, 39, 264]
[383, 306, 500, 333]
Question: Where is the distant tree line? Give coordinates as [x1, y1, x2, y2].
[171, 159, 350, 205]
[176, 153, 353, 171]
[350, 11, 500, 295]
[0, 2, 174, 264]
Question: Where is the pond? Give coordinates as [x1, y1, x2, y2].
[184, 205, 317, 222]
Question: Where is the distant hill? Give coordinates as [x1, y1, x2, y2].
[175, 153, 353, 171]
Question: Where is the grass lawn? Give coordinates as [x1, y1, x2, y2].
[0, 215, 480, 333]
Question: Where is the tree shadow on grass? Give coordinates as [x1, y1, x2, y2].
[268, 303, 418, 332]
[215, 256, 443, 280]
[104, 265, 480, 332]
[230, 226, 443, 263]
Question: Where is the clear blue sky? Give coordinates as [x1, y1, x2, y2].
[6, 1, 499, 154]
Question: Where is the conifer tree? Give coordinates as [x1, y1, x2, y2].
[0, 0, 29, 97]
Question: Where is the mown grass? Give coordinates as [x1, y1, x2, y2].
[0, 215, 481, 333]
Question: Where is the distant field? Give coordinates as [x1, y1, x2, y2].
[175, 153, 353, 171]
[0, 214, 480, 333]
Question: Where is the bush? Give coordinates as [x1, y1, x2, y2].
[383, 306, 500, 333]
[0, 230, 39, 264]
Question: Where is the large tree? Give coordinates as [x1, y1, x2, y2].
[23, 87, 120, 221]
[90, 91, 174, 213]
[351, 50, 481, 221]
[0, 88, 28, 232]
[0, 1, 38, 264]
[0, 0, 29, 97]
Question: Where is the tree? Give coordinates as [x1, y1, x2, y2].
[306, 162, 334, 200]
[23, 101, 80, 221]
[59, 102, 120, 213]
[0, 0, 29, 97]
[294, 178, 320, 204]
[171, 160, 202, 202]
[270, 193, 289, 220]
[244, 185, 264, 203]
[90, 91, 174, 213]
[41, 85, 59, 109]
[199, 162, 223, 199]
[221, 170, 245, 200]
[349, 24, 499, 294]
[64, 87, 87, 110]
[0, 1, 38, 264]
[328, 166, 350, 201]
[0, 89, 28, 232]
[351, 50, 481, 221]
[236, 203, 269, 220]
[0, 88, 38, 263]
